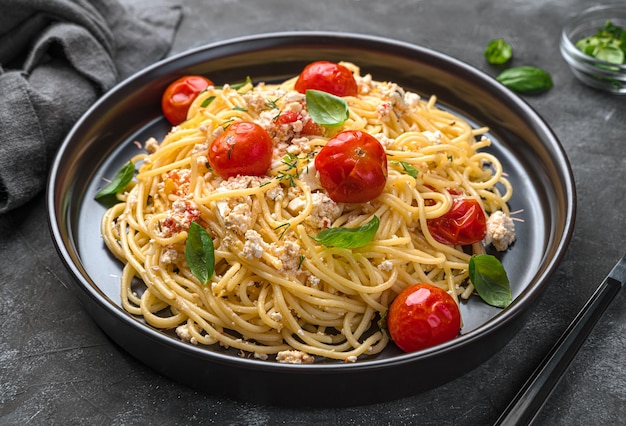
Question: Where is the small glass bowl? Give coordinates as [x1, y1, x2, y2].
[560, 4, 626, 94]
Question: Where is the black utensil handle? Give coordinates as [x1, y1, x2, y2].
[494, 254, 626, 426]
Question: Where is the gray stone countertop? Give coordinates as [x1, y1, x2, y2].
[2, 0, 626, 424]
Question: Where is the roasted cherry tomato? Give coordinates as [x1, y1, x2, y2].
[276, 111, 322, 136]
[208, 122, 273, 179]
[162, 75, 214, 125]
[314, 130, 387, 203]
[387, 283, 461, 353]
[427, 198, 487, 245]
[294, 61, 358, 97]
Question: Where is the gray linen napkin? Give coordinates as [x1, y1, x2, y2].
[0, 0, 182, 213]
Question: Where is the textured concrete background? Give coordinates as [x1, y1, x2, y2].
[2, 0, 626, 424]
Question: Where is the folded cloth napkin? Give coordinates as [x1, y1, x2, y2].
[0, 0, 182, 213]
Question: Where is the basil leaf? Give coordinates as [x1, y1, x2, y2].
[496, 66, 553, 93]
[230, 76, 253, 90]
[311, 216, 379, 248]
[484, 38, 513, 65]
[201, 96, 216, 107]
[185, 221, 215, 284]
[575, 20, 626, 64]
[94, 161, 135, 201]
[596, 46, 624, 64]
[469, 254, 512, 308]
[392, 160, 418, 178]
[305, 89, 349, 127]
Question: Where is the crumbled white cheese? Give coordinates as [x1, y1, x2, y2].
[287, 196, 307, 214]
[276, 350, 314, 364]
[356, 73, 374, 95]
[160, 247, 179, 264]
[423, 130, 443, 144]
[144, 137, 159, 154]
[176, 324, 198, 345]
[373, 133, 394, 149]
[286, 136, 314, 156]
[404, 92, 420, 108]
[265, 185, 284, 201]
[269, 311, 283, 322]
[242, 230, 266, 259]
[299, 161, 323, 191]
[485, 210, 516, 251]
[275, 240, 301, 273]
[305, 192, 343, 229]
[378, 260, 393, 271]
[191, 141, 209, 155]
[307, 275, 321, 288]
[223, 203, 253, 235]
[376, 102, 392, 120]
[243, 93, 269, 112]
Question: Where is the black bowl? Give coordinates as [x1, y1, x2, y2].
[47, 32, 576, 407]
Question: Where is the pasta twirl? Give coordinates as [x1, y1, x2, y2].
[101, 63, 515, 362]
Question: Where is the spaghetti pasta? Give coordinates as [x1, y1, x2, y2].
[100, 63, 515, 362]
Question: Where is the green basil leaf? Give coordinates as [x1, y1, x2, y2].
[230, 76, 253, 90]
[496, 66, 553, 93]
[575, 20, 626, 64]
[469, 254, 512, 308]
[603, 20, 623, 39]
[94, 161, 135, 201]
[185, 221, 215, 284]
[392, 160, 418, 178]
[484, 38, 513, 65]
[595, 45, 624, 64]
[305, 89, 349, 127]
[311, 216, 379, 249]
[201, 96, 216, 107]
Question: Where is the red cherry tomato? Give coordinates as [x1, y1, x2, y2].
[162, 75, 214, 125]
[276, 111, 322, 136]
[427, 198, 487, 245]
[208, 122, 273, 179]
[387, 283, 461, 353]
[314, 130, 388, 203]
[294, 61, 358, 97]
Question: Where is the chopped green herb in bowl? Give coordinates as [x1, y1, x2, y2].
[561, 4, 626, 93]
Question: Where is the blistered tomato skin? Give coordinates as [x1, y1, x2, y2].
[294, 61, 358, 97]
[387, 283, 461, 353]
[314, 130, 388, 203]
[427, 198, 487, 246]
[208, 122, 273, 179]
[162, 75, 214, 125]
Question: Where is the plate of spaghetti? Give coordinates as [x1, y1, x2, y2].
[48, 32, 575, 406]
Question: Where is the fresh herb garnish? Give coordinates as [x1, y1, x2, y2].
[265, 97, 281, 111]
[185, 221, 215, 285]
[576, 20, 626, 64]
[200, 96, 216, 108]
[94, 160, 135, 201]
[276, 153, 299, 187]
[496, 66, 553, 93]
[311, 216, 379, 249]
[305, 89, 349, 126]
[230, 76, 253, 91]
[274, 222, 290, 240]
[469, 254, 512, 308]
[392, 160, 418, 178]
[484, 38, 513, 65]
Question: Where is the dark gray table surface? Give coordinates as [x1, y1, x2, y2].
[2, 0, 626, 424]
